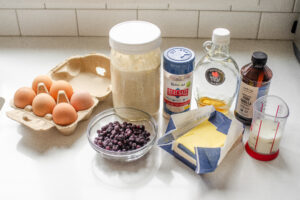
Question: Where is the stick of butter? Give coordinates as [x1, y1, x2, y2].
[158, 106, 244, 174]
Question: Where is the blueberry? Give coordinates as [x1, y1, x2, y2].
[103, 141, 108, 146]
[95, 121, 150, 152]
[139, 138, 145, 144]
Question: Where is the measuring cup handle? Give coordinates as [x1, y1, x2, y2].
[203, 41, 213, 53]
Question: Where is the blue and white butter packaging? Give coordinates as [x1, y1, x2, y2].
[158, 106, 244, 174]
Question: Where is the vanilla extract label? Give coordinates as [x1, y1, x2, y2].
[236, 81, 270, 119]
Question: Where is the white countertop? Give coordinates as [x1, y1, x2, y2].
[0, 37, 299, 200]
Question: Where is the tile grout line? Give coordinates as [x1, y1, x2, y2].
[256, 12, 263, 39]
[0, 7, 299, 14]
[292, 0, 296, 12]
[14, 9, 22, 36]
[75, 9, 80, 36]
[196, 10, 200, 39]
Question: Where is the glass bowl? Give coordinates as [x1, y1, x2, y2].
[87, 107, 158, 162]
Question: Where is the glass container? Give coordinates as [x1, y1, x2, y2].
[245, 95, 289, 161]
[193, 28, 239, 114]
[109, 21, 161, 115]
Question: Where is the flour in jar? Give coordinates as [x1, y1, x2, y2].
[110, 48, 161, 115]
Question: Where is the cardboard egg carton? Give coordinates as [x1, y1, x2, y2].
[6, 54, 111, 135]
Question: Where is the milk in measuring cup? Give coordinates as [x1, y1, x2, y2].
[248, 119, 282, 154]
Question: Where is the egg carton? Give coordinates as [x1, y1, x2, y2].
[6, 53, 111, 135]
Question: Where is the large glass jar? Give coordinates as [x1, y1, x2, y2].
[109, 21, 161, 115]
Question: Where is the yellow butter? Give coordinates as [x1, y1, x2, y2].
[175, 119, 226, 154]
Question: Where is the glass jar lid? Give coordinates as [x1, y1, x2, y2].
[109, 21, 161, 55]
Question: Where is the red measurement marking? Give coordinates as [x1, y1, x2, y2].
[270, 122, 280, 153]
[270, 105, 280, 153]
[255, 103, 264, 151]
[255, 120, 263, 150]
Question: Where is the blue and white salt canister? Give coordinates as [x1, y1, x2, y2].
[163, 47, 195, 117]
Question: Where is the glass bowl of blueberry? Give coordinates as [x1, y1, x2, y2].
[87, 107, 158, 162]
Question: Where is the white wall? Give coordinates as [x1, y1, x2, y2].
[0, 0, 299, 39]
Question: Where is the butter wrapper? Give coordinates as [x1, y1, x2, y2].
[158, 106, 244, 174]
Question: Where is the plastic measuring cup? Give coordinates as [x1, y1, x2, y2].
[245, 95, 289, 161]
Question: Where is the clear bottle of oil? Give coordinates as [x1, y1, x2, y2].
[193, 28, 239, 114]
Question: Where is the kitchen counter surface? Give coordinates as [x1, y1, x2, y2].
[0, 37, 299, 200]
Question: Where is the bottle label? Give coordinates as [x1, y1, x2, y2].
[235, 81, 270, 119]
[205, 68, 225, 86]
[164, 76, 192, 115]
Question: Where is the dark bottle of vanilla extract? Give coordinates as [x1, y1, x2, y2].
[234, 51, 273, 125]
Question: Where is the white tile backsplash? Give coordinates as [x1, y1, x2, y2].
[138, 10, 198, 37]
[0, 0, 297, 39]
[108, 0, 169, 9]
[232, 0, 295, 12]
[259, 0, 294, 12]
[45, 0, 106, 9]
[17, 10, 77, 36]
[231, 0, 260, 11]
[0, 10, 20, 35]
[0, 0, 44, 9]
[294, 0, 300, 12]
[198, 11, 260, 39]
[107, 0, 138, 9]
[258, 13, 298, 40]
[77, 10, 136, 36]
[137, 0, 169, 9]
[169, 0, 231, 11]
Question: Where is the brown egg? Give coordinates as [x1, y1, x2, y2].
[50, 80, 73, 101]
[32, 93, 56, 117]
[53, 103, 77, 126]
[32, 75, 53, 93]
[70, 91, 93, 111]
[14, 87, 36, 108]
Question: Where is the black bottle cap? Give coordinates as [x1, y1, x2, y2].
[251, 51, 268, 67]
